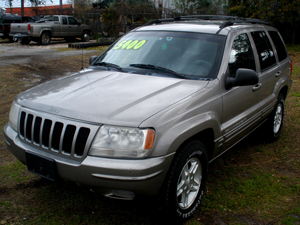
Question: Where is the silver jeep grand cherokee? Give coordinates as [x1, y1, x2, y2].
[4, 15, 293, 219]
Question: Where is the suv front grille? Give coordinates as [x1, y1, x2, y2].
[19, 111, 95, 158]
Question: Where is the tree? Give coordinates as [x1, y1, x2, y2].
[172, 0, 224, 15]
[228, 0, 300, 44]
[6, 0, 13, 9]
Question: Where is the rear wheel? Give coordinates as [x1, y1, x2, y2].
[40, 32, 51, 45]
[265, 94, 285, 142]
[161, 141, 208, 220]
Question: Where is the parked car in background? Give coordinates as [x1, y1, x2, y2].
[0, 14, 35, 42]
[9, 15, 91, 45]
[4, 15, 292, 220]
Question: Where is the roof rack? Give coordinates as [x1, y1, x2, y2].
[145, 15, 270, 32]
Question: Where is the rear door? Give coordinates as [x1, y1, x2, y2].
[51, 16, 61, 37]
[250, 30, 281, 116]
[268, 30, 291, 87]
[61, 16, 68, 37]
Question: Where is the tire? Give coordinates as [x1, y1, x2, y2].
[19, 38, 31, 45]
[161, 140, 208, 220]
[265, 94, 285, 142]
[81, 31, 90, 42]
[8, 36, 14, 43]
[40, 32, 51, 45]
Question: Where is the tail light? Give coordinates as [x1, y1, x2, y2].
[2, 25, 4, 31]
[290, 60, 293, 78]
[28, 24, 31, 31]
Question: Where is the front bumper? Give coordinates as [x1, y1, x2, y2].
[4, 123, 174, 198]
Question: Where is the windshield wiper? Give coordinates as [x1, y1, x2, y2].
[129, 63, 186, 79]
[94, 61, 125, 72]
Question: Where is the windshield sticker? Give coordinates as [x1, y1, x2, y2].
[113, 40, 147, 50]
[162, 43, 167, 50]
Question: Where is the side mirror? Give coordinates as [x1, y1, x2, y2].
[89, 55, 98, 65]
[225, 68, 258, 90]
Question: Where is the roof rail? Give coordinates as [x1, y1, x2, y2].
[145, 15, 270, 29]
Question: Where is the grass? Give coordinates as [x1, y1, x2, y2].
[0, 45, 300, 224]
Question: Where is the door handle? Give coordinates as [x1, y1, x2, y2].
[275, 71, 282, 77]
[252, 83, 261, 91]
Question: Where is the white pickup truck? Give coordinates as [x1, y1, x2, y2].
[9, 15, 91, 45]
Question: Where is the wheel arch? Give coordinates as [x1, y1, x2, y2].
[82, 29, 90, 33]
[174, 128, 215, 161]
[279, 85, 289, 100]
[40, 29, 52, 37]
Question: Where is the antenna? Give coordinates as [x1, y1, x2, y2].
[81, 47, 83, 70]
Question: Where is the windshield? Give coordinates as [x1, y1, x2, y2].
[95, 31, 225, 79]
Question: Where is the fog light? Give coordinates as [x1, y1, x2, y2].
[112, 189, 135, 199]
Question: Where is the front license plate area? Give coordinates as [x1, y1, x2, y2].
[25, 151, 56, 181]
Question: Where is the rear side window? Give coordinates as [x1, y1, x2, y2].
[228, 33, 256, 77]
[268, 31, 287, 62]
[62, 17, 67, 25]
[27, 17, 35, 22]
[251, 31, 276, 71]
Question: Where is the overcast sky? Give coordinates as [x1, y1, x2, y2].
[0, 0, 70, 8]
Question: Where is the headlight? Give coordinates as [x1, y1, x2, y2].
[89, 125, 155, 158]
[9, 101, 21, 132]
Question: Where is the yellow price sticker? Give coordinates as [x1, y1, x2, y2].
[114, 40, 147, 50]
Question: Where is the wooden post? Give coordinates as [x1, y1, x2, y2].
[21, 0, 24, 16]
[60, 0, 62, 14]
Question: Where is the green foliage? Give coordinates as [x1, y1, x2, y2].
[100, 0, 157, 37]
[228, 0, 300, 44]
[228, 0, 300, 23]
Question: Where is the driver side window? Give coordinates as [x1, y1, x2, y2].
[228, 33, 256, 77]
[68, 17, 78, 25]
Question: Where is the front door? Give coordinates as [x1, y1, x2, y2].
[67, 17, 82, 37]
[221, 33, 263, 150]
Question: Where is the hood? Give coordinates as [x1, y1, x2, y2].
[16, 69, 208, 127]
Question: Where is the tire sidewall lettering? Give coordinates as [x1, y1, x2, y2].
[176, 190, 204, 218]
[176, 148, 205, 218]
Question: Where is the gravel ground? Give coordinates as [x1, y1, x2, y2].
[0, 39, 98, 66]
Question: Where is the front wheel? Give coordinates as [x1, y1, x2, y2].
[81, 31, 90, 42]
[161, 141, 208, 220]
[40, 32, 51, 45]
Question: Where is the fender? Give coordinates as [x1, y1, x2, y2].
[140, 79, 223, 158]
[156, 111, 220, 156]
[39, 28, 52, 37]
